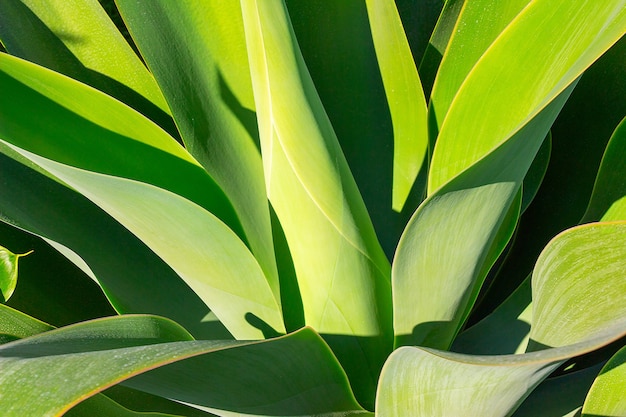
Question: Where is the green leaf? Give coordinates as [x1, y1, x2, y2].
[365, 0, 428, 212]
[528, 222, 626, 350]
[115, 0, 280, 301]
[0, 53, 242, 237]
[418, 0, 464, 99]
[512, 363, 602, 417]
[376, 327, 626, 417]
[0, 0, 174, 134]
[428, 0, 531, 137]
[452, 277, 532, 355]
[583, 116, 626, 222]
[240, 0, 392, 406]
[1, 141, 285, 339]
[429, 0, 626, 193]
[522, 133, 551, 213]
[393, 87, 570, 349]
[66, 394, 185, 417]
[0, 316, 363, 417]
[0, 152, 227, 339]
[0, 245, 31, 302]
[0, 303, 52, 343]
[582, 345, 626, 417]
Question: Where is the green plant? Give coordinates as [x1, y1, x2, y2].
[0, 0, 625, 415]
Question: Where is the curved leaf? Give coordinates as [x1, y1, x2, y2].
[115, 1, 280, 300]
[365, 0, 428, 212]
[0, 316, 362, 417]
[528, 222, 626, 350]
[583, 116, 626, 222]
[428, 0, 531, 136]
[429, 0, 626, 193]
[240, 0, 392, 406]
[377, 327, 625, 417]
[0, 143, 285, 339]
[0, 152, 228, 339]
[0, 0, 174, 134]
[581, 345, 626, 417]
[0, 245, 31, 302]
[0, 53, 242, 237]
[0, 303, 52, 343]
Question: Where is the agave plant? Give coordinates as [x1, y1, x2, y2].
[0, 0, 625, 415]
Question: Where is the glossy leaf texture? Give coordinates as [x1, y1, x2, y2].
[115, 0, 281, 301]
[240, 0, 392, 407]
[0, 0, 174, 135]
[365, 0, 428, 212]
[581, 345, 626, 417]
[0, 245, 31, 302]
[392, 0, 626, 349]
[0, 315, 364, 417]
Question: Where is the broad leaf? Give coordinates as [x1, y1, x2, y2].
[377, 328, 626, 417]
[528, 222, 626, 350]
[0, 316, 363, 417]
[0, 152, 228, 339]
[240, 0, 392, 406]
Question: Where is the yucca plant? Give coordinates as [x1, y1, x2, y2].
[1, 0, 625, 415]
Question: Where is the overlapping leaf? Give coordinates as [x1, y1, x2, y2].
[0, 0, 174, 134]
[115, 1, 280, 301]
[240, 0, 392, 406]
[365, 0, 428, 212]
[392, 0, 626, 349]
[0, 143, 285, 339]
[380, 219, 626, 416]
[0, 315, 363, 417]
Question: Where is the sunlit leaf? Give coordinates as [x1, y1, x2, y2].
[0, 245, 31, 302]
[0, 143, 285, 339]
[365, 0, 428, 212]
[240, 0, 392, 406]
[581, 345, 626, 417]
[0, 0, 174, 134]
[115, 1, 280, 300]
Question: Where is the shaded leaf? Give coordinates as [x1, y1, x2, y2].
[377, 327, 626, 417]
[0, 316, 362, 417]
